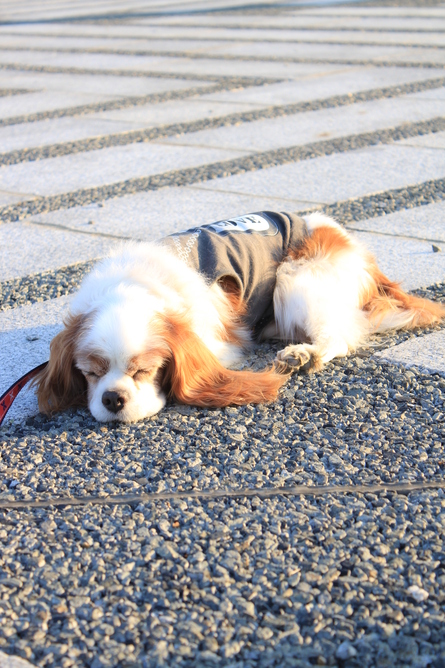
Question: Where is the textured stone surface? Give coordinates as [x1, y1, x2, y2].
[1, 2, 445, 668]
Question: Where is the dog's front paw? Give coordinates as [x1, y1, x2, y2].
[276, 344, 322, 373]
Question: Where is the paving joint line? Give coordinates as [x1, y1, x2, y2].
[2, 176, 445, 312]
[3, 75, 445, 167]
[348, 225, 445, 245]
[1, 114, 444, 224]
[0, 480, 443, 511]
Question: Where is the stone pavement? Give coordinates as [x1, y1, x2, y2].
[1, 1, 445, 667]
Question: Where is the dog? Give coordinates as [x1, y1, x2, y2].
[35, 211, 445, 423]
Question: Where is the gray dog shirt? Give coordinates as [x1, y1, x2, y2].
[161, 211, 308, 331]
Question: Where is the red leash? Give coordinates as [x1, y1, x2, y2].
[0, 362, 48, 427]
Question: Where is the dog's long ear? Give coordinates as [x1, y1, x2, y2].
[33, 314, 88, 414]
[161, 313, 288, 408]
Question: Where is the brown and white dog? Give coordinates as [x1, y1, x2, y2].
[35, 213, 445, 422]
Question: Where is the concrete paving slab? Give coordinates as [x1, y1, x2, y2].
[199, 66, 445, 107]
[3, 13, 444, 32]
[296, 6, 445, 16]
[375, 328, 445, 375]
[409, 86, 445, 101]
[347, 200, 445, 244]
[0, 142, 249, 202]
[0, 68, 208, 97]
[0, 67, 436, 154]
[220, 40, 445, 64]
[3, 42, 445, 66]
[0, 90, 120, 120]
[195, 143, 445, 205]
[0, 189, 36, 206]
[401, 129, 445, 150]
[0, 49, 366, 80]
[2, 22, 445, 40]
[0, 220, 118, 281]
[142, 7, 445, 22]
[0, 115, 151, 153]
[0, 99, 254, 153]
[351, 230, 445, 291]
[160, 94, 445, 153]
[29, 187, 318, 242]
[2, 28, 444, 47]
[0, 651, 36, 668]
[0, 298, 67, 423]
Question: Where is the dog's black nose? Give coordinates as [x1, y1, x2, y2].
[102, 391, 126, 413]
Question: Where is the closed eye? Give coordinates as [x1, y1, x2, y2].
[132, 369, 150, 381]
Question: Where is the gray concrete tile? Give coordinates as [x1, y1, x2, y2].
[0, 68, 207, 97]
[96, 97, 262, 123]
[351, 230, 445, 291]
[0, 115, 147, 153]
[0, 99, 254, 153]
[0, 90, 118, 120]
[0, 651, 36, 668]
[199, 67, 445, 107]
[347, 200, 445, 244]
[195, 144, 445, 204]
[160, 95, 445, 153]
[3, 42, 445, 67]
[3, 29, 444, 48]
[222, 40, 445, 64]
[0, 298, 67, 424]
[0, 48, 365, 80]
[29, 187, 317, 241]
[1, 67, 441, 154]
[400, 129, 445, 150]
[375, 329, 445, 376]
[3, 20, 445, 39]
[0, 189, 36, 205]
[0, 75, 209, 120]
[0, 142, 249, 202]
[0, 221, 118, 281]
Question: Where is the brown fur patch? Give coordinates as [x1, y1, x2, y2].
[287, 225, 352, 262]
[362, 257, 445, 328]
[33, 314, 88, 414]
[160, 312, 288, 408]
[78, 353, 109, 377]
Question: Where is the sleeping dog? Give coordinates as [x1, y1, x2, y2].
[35, 212, 445, 422]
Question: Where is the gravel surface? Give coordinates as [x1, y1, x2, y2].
[2, 285, 445, 667]
[1, 0, 445, 666]
[3, 76, 445, 167]
[0, 88, 30, 98]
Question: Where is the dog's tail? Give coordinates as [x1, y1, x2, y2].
[363, 261, 445, 333]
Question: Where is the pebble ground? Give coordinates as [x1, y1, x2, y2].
[1, 1, 445, 667]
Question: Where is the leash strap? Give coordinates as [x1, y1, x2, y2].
[0, 361, 48, 427]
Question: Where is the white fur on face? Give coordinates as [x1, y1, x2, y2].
[75, 287, 168, 422]
[88, 369, 166, 423]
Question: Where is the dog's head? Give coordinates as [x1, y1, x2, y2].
[35, 286, 171, 422]
[34, 243, 287, 423]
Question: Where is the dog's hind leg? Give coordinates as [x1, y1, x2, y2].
[272, 225, 370, 372]
[276, 339, 349, 373]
